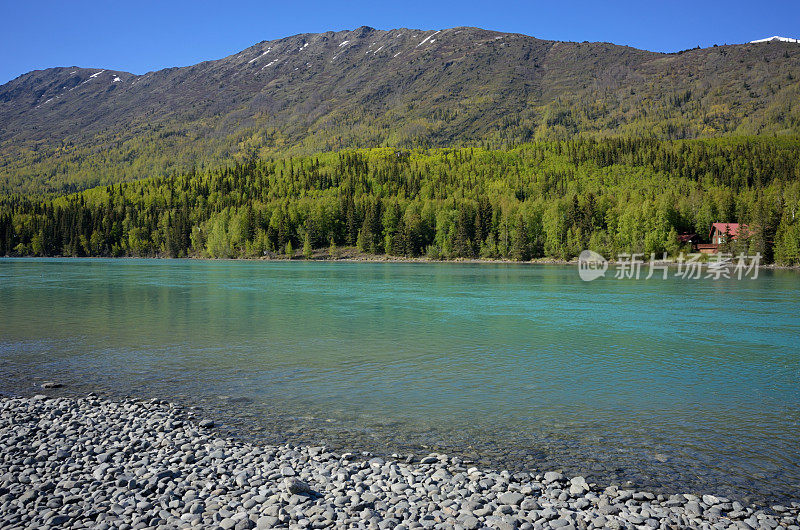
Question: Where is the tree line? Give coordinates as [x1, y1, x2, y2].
[1, 137, 800, 264]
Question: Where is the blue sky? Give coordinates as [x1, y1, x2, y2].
[1, 0, 798, 84]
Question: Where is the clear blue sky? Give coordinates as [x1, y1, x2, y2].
[2, 0, 798, 84]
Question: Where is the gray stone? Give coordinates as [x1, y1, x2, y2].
[93, 464, 110, 480]
[569, 476, 589, 495]
[498, 491, 524, 506]
[47, 514, 72, 525]
[543, 471, 563, 483]
[703, 494, 720, 505]
[256, 515, 278, 529]
[459, 515, 480, 530]
[284, 477, 312, 495]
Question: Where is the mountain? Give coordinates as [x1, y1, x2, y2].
[2, 26, 800, 194]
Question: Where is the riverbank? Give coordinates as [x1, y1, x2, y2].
[4, 249, 799, 270]
[1, 395, 798, 530]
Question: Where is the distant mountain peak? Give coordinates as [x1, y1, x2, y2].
[750, 36, 799, 44]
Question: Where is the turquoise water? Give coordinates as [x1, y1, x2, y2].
[1, 258, 799, 503]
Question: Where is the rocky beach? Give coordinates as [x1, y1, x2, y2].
[1, 394, 798, 530]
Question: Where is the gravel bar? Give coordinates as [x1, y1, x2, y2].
[1, 395, 798, 530]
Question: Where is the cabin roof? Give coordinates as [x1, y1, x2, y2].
[710, 223, 742, 239]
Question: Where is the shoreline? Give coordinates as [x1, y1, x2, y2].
[1, 393, 798, 529]
[2, 252, 799, 271]
[4, 371, 797, 509]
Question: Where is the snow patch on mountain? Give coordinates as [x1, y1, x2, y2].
[750, 36, 799, 44]
[417, 30, 441, 47]
[248, 49, 271, 64]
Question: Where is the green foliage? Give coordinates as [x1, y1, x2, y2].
[1, 137, 799, 263]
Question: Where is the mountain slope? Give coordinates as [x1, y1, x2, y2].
[2, 26, 800, 194]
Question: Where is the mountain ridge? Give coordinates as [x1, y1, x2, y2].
[2, 26, 800, 194]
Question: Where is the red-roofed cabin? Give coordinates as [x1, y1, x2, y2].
[697, 223, 748, 254]
[710, 223, 744, 244]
